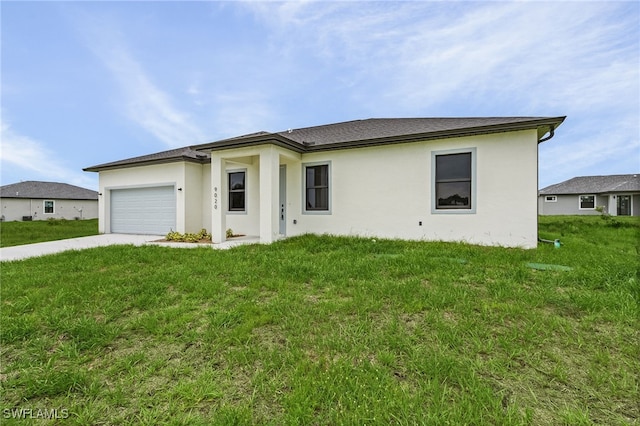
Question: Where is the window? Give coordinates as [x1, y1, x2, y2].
[228, 171, 246, 212]
[579, 195, 595, 209]
[304, 163, 330, 212]
[545, 196, 557, 202]
[433, 150, 475, 212]
[44, 200, 54, 214]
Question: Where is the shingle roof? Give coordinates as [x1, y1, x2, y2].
[539, 174, 640, 195]
[85, 116, 565, 171]
[0, 181, 98, 200]
[194, 116, 565, 152]
[276, 117, 561, 146]
[84, 146, 210, 172]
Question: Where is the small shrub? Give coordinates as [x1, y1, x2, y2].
[226, 228, 234, 238]
[183, 233, 200, 243]
[164, 229, 211, 243]
[595, 205, 624, 228]
[166, 230, 183, 241]
[197, 229, 211, 240]
[595, 206, 611, 221]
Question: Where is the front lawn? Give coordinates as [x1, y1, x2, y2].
[1, 216, 638, 424]
[0, 219, 98, 248]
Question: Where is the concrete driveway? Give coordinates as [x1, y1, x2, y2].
[0, 234, 260, 262]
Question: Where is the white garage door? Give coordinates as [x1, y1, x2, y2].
[111, 186, 176, 235]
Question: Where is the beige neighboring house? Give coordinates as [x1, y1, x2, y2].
[85, 117, 565, 248]
[539, 174, 640, 216]
[0, 181, 98, 222]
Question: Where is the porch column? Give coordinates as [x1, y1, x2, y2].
[211, 153, 227, 243]
[259, 146, 280, 243]
[608, 195, 617, 216]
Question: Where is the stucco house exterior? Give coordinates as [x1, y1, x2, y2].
[0, 181, 98, 222]
[84, 117, 565, 248]
[538, 174, 640, 216]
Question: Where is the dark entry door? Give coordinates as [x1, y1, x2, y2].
[617, 195, 631, 216]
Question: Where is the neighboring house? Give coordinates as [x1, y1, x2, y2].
[0, 181, 99, 221]
[539, 174, 640, 216]
[84, 116, 565, 248]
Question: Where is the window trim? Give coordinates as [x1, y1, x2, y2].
[227, 169, 247, 214]
[302, 161, 331, 215]
[431, 148, 476, 214]
[43, 200, 55, 214]
[545, 195, 557, 203]
[578, 194, 595, 210]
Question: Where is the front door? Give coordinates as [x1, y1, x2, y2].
[617, 195, 631, 216]
[279, 165, 286, 235]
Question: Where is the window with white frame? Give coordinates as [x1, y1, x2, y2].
[545, 196, 557, 202]
[304, 162, 330, 212]
[432, 149, 476, 213]
[579, 195, 595, 209]
[44, 200, 54, 214]
[228, 171, 246, 212]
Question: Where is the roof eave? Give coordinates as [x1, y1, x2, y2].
[194, 134, 306, 154]
[306, 117, 567, 152]
[2, 196, 98, 200]
[83, 155, 210, 173]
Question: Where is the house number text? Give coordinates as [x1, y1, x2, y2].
[213, 187, 218, 210]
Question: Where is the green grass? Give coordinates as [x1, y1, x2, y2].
[0, 218, 98, 248]
[1, 216, 638, 424]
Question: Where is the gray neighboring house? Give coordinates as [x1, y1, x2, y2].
[538, 174, 640, 216]
[0, 181, 99, 222]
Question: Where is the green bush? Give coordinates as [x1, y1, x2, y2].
[164, 229, 211, 243]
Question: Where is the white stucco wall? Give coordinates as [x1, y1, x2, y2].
[0, 198, 98, 222]
[184, 162, 209, 234]
[201, 164, 212, 233]
[283, 130, 539, 248]
[206, 129, 540, 248]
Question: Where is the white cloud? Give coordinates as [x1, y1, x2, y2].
[210, 92, 276, 138]
[74, 13, 206, 147]
[242, 2, 638, 115]
[0, 120, 96, 189]
[106, 47, 207, 147]
[243, 1, 639, 187]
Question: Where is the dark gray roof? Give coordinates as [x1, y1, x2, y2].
[86, 117, 565, 172]
[276, 117, 561, 146]
[0, 181, 98, 200]
[195, 116, 565, 152]
[539, 174, 640, 195]
[84, 146, 210, 172]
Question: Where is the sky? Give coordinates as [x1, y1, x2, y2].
[1, 1, 638, 191]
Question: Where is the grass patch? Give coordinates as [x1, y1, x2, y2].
[0, 218, 98, 247]
[1, 216, 638, 424]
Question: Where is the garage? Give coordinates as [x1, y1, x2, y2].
[110, 186, 176, 235]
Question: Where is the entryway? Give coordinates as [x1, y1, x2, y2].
[617, 195, 631, 216]
[279, 165, 286, 235]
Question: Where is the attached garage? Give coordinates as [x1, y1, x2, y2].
[110, 186, 176, 235]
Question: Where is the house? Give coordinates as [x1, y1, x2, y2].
[538, 174, 640, 216]
[0, 181, 99, 222]
[84, 116, 565, 248]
